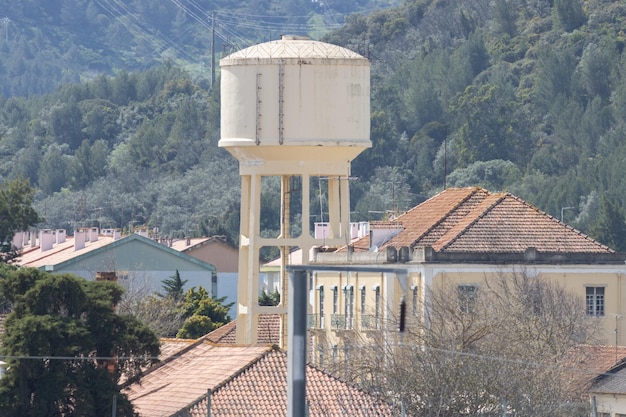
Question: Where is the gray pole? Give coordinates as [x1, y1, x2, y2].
[210, 12, 215, 89]
[288, 269, 307, 417]
[111, 395, 117, 417]
[207, 389, 211, 417]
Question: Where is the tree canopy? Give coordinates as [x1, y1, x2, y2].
[324, 271, 599, 416]
[4, 0, 626, 252]
[0, 268, 160, 417]
[0, 177, 41, 262]
[177, 286, 232, 339]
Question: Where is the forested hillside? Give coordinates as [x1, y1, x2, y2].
[2, 0, 626, 252]
[0, 0, 393, 97]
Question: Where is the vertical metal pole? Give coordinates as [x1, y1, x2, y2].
[111, 395, 117, 417]
[288, 269, 307, 417]
[207, 389, 211, 417]
[210, 12, 215, 89]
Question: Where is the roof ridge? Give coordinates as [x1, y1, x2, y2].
[406, 187, 486, 248]
[171, 346, 274, 417]
[434, 192, 507, 252]
[123, 336, 211, 388]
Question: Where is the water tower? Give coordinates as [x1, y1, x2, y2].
[219, 35, 371, 347]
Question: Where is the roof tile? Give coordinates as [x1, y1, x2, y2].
[352, 187, 613, 254]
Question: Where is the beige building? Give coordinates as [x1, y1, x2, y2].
[306, 187, 626, 363]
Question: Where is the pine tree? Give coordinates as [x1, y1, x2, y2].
[588, 194, 626, 252]
[160, 270, 187, 301]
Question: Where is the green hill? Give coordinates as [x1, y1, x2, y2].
[2, 0, 626, 252]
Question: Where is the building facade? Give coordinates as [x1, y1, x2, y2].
[305, 187, 626, 364]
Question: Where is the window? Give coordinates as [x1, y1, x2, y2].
[332, 286, 338, 314]
[411, 285, 418, 316]
[360, 286, 366, 314]
[374, 285, 381, 329]
[458, 285, 477, 314]
[586, 286, 605, 317]
[344, 285, 354, 329]
[318, 286, 325, 328]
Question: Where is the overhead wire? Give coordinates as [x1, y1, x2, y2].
[0, 343, 618, 383]
[94, 0, 198, 64]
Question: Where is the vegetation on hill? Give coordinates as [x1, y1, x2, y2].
[2, 0, 626, 251]
[0, 0, 395, 97]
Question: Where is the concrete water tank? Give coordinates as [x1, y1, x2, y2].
[219, 35, 371, 167]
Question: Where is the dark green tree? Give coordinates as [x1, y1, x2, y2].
[177, 286, 232, 339]
[553, 0, 586, 32]
[587, 194, 626, 252]
[38, 146, 69, 195]
[449, 83, 528, 166]
[0, 268, 160, 417]
[49, 98, 83, 149]
[160, 269, 187, 301]
[0, 178, 41, 262]
[259, 289, 280, 306]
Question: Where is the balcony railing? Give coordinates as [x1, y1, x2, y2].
[330, 314, 346, 330]
[360, 314, 380, 330]
[307, 314, 325, 329]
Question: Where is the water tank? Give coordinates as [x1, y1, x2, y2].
[219, 35, 371, 166]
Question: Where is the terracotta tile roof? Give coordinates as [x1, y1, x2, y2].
[125, 342, 271, 417]
[564, 345, 626, 398]
[167, 237, 212, 252]
[170, 347, 398, 417]
[16, 235, 117, 268]
[159, 338, 197, 360]
[15, 234, 219, 270]
[350, 187, 613, 254]
[204, 315, 281, 345]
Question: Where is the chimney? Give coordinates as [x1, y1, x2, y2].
[56, 229, 66, 244]
[90, 227, 99, 242]
[113, 229, 122, 240]
[11, 231, 24, 250]
[30, 230, 37, 248]
[40, 229, 55, 252]
[74, 229, 86, 251]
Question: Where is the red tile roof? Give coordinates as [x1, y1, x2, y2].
[125, 342, 271, 417]
[353, 187, 613, 254]
[564, 345, 626, 398]
[204, 315, 281, 345]
[165, 346, 398, 417]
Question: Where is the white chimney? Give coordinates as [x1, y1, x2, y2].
[113, 229, 122, 240]
[30, 230, 37, 248]
[89, 227, 99, 242]
[74, 229, 86, 251]
[56, 229, 66, 244]
[11, 231, 24, 250]
[40, 230, 55, 252]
